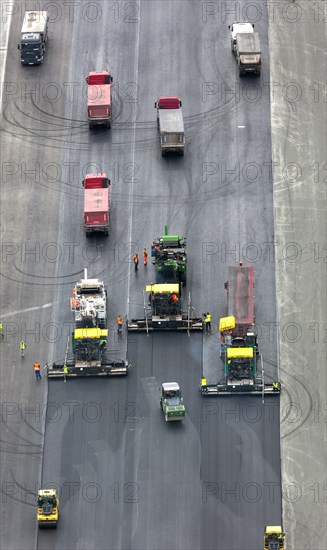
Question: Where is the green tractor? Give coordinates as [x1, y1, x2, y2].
[160, 382, 185, 421]
[151, 226, 187, 286]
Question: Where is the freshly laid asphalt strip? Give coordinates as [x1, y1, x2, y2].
[38, 333, 281, 550]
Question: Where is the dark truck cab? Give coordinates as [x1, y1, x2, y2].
[18, 11, 49, 65]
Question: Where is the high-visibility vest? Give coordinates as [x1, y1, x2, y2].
[20, 342, 26, 350]
[34, 363, 41, 371]
[117, 317, 123, 325]
[205, 314, 211, 323]
[134, 255, 138, 263]
[63, 365, 69, 374]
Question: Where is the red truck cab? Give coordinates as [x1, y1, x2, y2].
[82, 173, 110, 236]
[86, 71, 113, 129]
[155, 96, 182, 110]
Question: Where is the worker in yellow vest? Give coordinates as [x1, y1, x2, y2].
[204, 312, 211, 332]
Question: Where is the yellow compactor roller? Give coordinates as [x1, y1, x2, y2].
[264, 526, 285, 549]
[37, 489, 59, 528]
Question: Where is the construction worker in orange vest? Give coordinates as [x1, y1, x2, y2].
[171, 293, 179, 304]
[143, 248, 148, 266]
[34, 362, 41, 380]
[133, 254, 139, 271]
[117, 315, 123, 333]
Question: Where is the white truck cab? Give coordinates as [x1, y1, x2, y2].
[228, 22, 254, 53]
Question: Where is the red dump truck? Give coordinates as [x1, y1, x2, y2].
[86, 71, 113, 129]
[83, 174, 110, 236]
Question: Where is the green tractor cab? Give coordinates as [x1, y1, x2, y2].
[160, 382, 185, 421]
[151, 226, 187, 286]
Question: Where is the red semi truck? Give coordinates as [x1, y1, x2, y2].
[83, 174, 110, 236]
[86, 71, 113, 129]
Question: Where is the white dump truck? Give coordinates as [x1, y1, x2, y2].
[155, 96, 185, 157]
[228, 22, 261, 76]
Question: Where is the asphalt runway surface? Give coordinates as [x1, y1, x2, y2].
[269, 2, 327, 548]
[1, 1, 283, 549]
[37, 333, 281, 550]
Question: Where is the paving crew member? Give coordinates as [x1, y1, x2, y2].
[19, 340, 26, 355]
[117, 315, 123, 332]
[34, 362, 41, 380]
[0, 322, 3, 338]
[273, 381, 279, 391]
[133, 253, 139, 271]
[171, 293, 179, 304]
[143, 248, 148, 266]
[204, 312, 211, 332]
[99, 338, 106, 349]
[63, 364, 69, 382]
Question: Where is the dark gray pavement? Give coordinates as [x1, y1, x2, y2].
[269, 2, 327, 548]
[1, 1, 282, 549]
[38, 334, 281, 550]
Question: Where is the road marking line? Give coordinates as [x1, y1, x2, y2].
[126, 0, 141, 314]
[1, 303, 53, 318]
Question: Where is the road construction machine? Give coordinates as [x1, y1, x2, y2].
[37, 489, 59, 528]
[127, 283, 203, 332]
[160, 382, 185, 421]
[264, 526, 285, 550]
[71, 269, 107, 328]
[201, 263, 280, 396]
[152, 226, 187, 285]
[47, 269, 129, 378]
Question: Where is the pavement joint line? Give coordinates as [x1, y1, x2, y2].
[0, 0, 14, 109]
[1, 303, 53, 318]
[126, 0, 141, 315]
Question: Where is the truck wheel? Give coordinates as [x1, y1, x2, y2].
[180, 272, 187, 287]
[89, 123, 93, 130]
[161, 150, 166, 157]
[107, 122, 111, 129]
[180, 150, 184, 157]
[256, 69, 261, 77]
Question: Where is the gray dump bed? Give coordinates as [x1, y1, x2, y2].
[158, 109, 184, 133]
[21, 11, 48, 34]
[236, 32, 261, 54]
